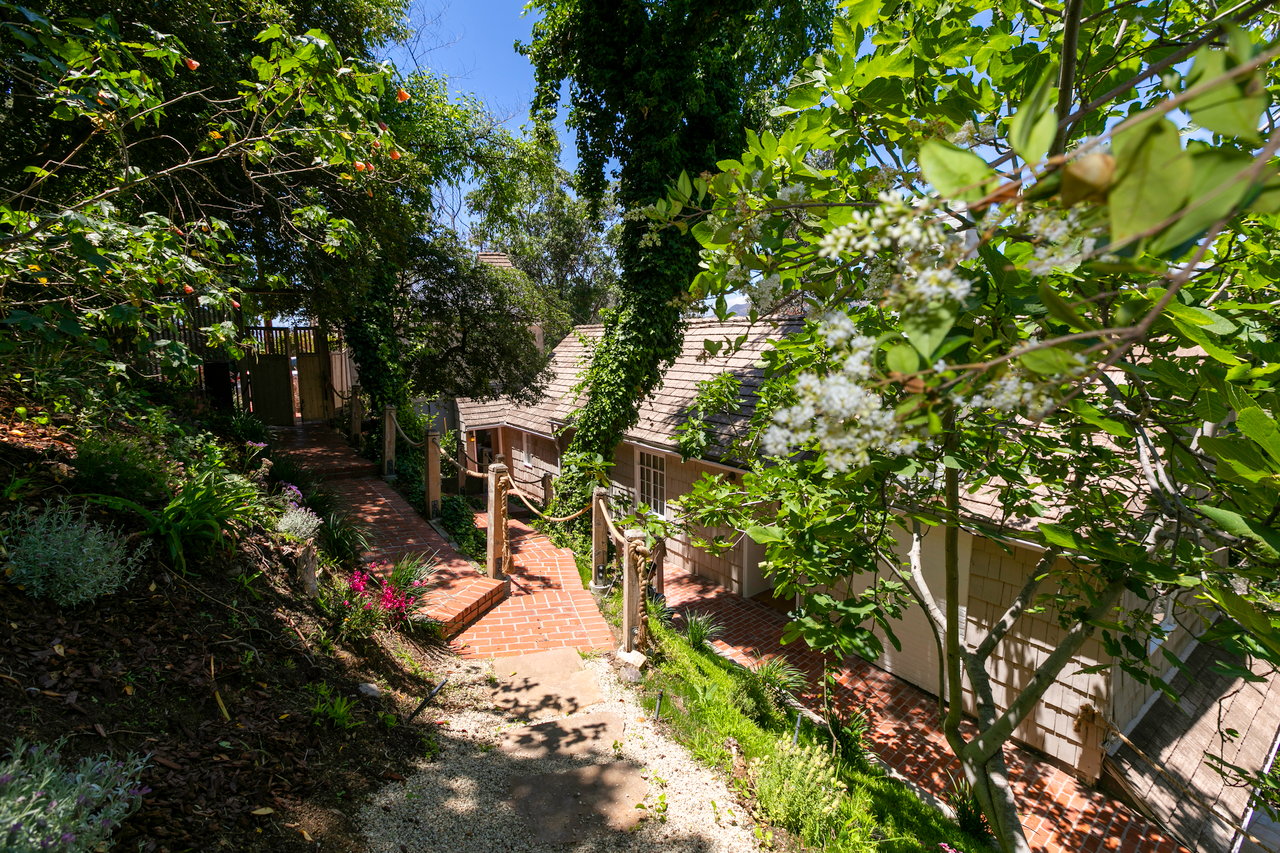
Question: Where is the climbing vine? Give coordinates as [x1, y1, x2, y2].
[675, 371, 743, 461]
[523, 0, 834, 513]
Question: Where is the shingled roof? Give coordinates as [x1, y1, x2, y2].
[456, 316, 804, 463]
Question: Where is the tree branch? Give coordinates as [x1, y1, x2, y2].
[974, 547, 1060, 662]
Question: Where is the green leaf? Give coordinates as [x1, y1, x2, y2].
[1197, 504, 1280, 559]
[884, 342, 921, 374]
[1109, 117, 1191, 245]
[918, 139, 994, 202]
[1019, 345, 1078, 376]
[1199, 436, 1273, 483]
[1185, 44, 1266, 141]
[978, 244, 1020, 291]
[1038, 281, 1096, 330]
[744, 524, 786, 544]
[1166, 313, 1240, 365]
[840, 0, 882, 28]
[1066, 398, 1133, 438]
[1235, 406, 1280, 466]
[1163, 299, 1236, 335]
[1203, 580, 1280, 663]
[903, 303, 955, 359]
[1009, 69, 1058, 166]
[1149, 147, 1255, 256]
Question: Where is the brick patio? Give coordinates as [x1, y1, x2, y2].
[663, 568, 1189, 853]
[450, 513, 615, 658]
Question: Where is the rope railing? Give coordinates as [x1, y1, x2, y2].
[329, 382, 353, 401]
[390, 410, 425, 448]
[508, 466, 548, 488]
[598, 499, 626, 546]
[506, 480, 591, 523]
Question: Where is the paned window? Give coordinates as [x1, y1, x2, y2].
[637, 451, 666, 517]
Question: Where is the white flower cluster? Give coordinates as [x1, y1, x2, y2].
[816, 190, 971, 310]
[959, 369, 1057, 417]
[764, 313, 922, 470]
[950, 120, 997, 148]
[1025, 209, 1097, 276]
[742, 272, 782, 310]
[777, 182, 808, 202]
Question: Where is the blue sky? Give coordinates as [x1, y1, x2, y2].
[382, 2, 550, 135]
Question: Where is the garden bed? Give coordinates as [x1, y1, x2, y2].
[0, 409, 458, 851]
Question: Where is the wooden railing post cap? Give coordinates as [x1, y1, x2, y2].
[593, 486, 608, 498]
[625, 528, 644, 540]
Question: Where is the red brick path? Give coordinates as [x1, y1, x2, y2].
[450, 513, 615, 659]
[663, 568, 1187, 853]
[275, 426, 505, 636]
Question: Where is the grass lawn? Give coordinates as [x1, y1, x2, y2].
[636, 617, 991, 853]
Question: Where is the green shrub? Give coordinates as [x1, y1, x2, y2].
[267, 455, 321, 497]
[944, 773, 991, 840]
[752, 741, 862, 847]
[387, 553, 434, 592]
[732, 656, 808, 728]
[72, 433, 173, 505]
[439, 494, 485, 559]
[5, 502, 149, 606]
[155, 470, 262, 571]
[319, 511, 370, 566]
[645, 618, 985, 852]
[682, 610, 724, 652]
[90, 469, 263, 573]
[0, 736, 149, 853]
[832, 708, 872, 770]
[227, 411, 270, 445]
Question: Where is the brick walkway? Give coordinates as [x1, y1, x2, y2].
[451, 513, 615, 659]
[275, 426, 505, 636]
[663, 568, 1187, 853]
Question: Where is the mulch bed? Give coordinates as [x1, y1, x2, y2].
[0, 421, 453, 851]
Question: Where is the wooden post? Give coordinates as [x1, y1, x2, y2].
[382, 405, 396, 477]
[653, 538, 666, 596]
[622, 529, 644, 653]
[298, 542, 318, 598]
[590, 487, 609, 590]
[425, 432, 441, 518]
[350, 383, 363, 440]
[487, 460, 509, 580]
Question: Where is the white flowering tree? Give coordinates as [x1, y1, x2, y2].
[658, 1, 1280, 850]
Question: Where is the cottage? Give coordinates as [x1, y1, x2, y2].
[457, 317, 1280, 852]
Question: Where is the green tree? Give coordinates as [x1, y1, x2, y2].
[0, 3, 395, 387]
[522, 0, 835, 510]
[468, 154, 621, 342]
[663, 2, 1280, 850]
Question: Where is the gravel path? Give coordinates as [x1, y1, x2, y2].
[360, 653, 764, 853]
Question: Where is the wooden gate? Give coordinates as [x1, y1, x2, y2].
[240, 325, 336, 426]
[242, 353, 294, 426]
[293, 327, 330, 422]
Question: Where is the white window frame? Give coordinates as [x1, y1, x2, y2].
[635, 449, 668, 518]
[520, 431, 533, 469]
